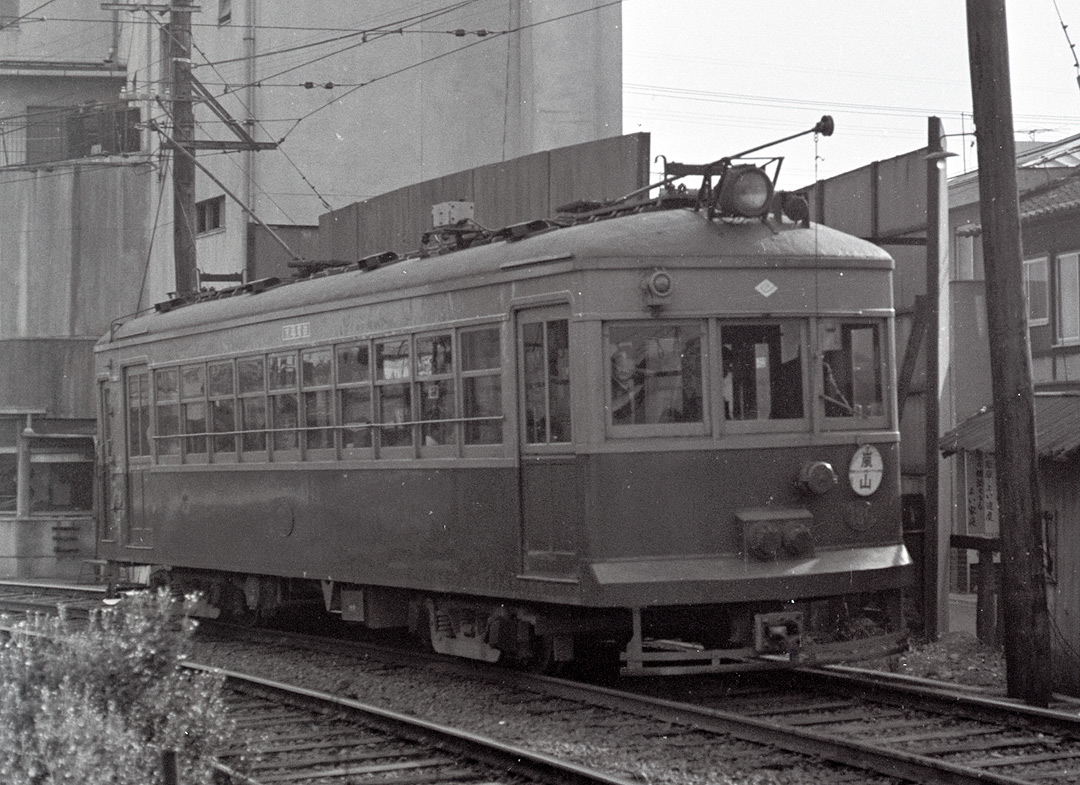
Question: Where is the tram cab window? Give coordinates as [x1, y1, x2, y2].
[608, 323, 704, 428]
[820, 320, 885, 420]
[721, 322, 804, 422]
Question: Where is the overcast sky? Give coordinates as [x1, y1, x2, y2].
[622, 1, 1080, 185]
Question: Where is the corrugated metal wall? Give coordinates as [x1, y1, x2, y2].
[318, 134, 650, 261]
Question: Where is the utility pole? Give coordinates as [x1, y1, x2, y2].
[965, 0, 1052, 706]
[170, 0, 197, 294]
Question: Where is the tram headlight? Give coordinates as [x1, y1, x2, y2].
[715, 165, 774, 218]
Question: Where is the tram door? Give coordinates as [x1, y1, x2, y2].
[517, 307, 581, 578]
[121, 366, 153, 548]
[98, 380, 124, 544]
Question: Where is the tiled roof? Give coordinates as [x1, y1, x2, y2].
[1017, 172, 1080, 222]
[940, 394, 1080, 461]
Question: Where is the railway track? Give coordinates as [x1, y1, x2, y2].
[203, 665, 640, 785]
[197, 621, 1080, 785]
[0, 579, 107, 617]
[5, 582, 1080, 783]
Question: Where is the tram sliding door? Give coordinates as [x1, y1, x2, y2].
[516, 306, 581, 579]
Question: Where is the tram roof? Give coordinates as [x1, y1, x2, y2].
[103, 207, 893, 345]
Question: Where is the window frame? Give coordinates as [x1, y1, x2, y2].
[719, 318, 809, 435]
[336, 340, 374, 459]
[236, 355, 267, 461]
[375, 336, 415, 457]
[180, 362, 208, 462]
[153, 367, 181, 464]
[1056, 252, 1080, 344]
[266, 351, 300, 461]
[196, 195, 225, 235]
[207, 359, 238, 463]
[1023, 256, 1049, 328]
[817, 317, 891, 431]
[460, 324, 505, 454]
[300, 346, 336, 460]
[604, 319, 709, 439]
[125, 366, 152, 462]
[415, 331, 458, 457]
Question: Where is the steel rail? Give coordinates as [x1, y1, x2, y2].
[186, 662, 642, 785]
[536, 676, 1049, 785]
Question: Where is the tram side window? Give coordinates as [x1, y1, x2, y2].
[523, 319, 571, 444]
[376, 338, 413, 448]
[722, 322, 804, 421]
[237, 357, 266, 454]
[416, 333, 456, 446]
[461, 327, 502, 444]
[181, 364, 207, 455]
[302, 348, 333, 451]
[337, 342, 372, 449]
[268, 353, 298, 450]
[154, 368, 180, 456]
[820, 320, 884, 419]
[609, 323, 703, 426]
[208, 361, 236, 455]
[125, 368, 151, 457]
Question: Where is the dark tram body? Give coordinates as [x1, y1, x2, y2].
[96, 170, 914, 674]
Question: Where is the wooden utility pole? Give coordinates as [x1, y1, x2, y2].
[170, 0, 197, 294]
[965, 0, 1052, 706]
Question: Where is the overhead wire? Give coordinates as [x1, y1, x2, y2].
[276, 0, 621, 140]
[0, 0, 59, 32]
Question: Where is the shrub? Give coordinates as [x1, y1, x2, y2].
[0, 590, 232, 785]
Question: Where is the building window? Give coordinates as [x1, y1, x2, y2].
[1024, 257, 1049, 327]
[25, 104, 141, 165]
[218, 0, 231, 24]
[196, 196, 225, 234]
[1056, 253, 1080, 343]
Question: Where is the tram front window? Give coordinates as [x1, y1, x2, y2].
[820, 320, 884, 419]
[609, 323, 703, 426]
[722, 322, 804, 421]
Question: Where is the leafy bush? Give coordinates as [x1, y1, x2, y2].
[0, 590, 232, 785]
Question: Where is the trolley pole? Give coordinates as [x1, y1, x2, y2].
[170, 0, 197, 294]
[965, 0, 1052, 706]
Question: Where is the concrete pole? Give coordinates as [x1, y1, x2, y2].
[15, 415, 32, 518]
